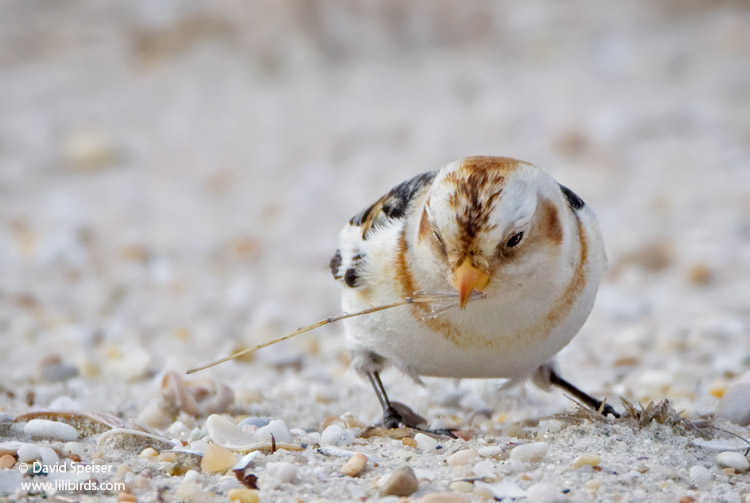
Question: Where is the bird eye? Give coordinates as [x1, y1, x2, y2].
[506, 231, 524, 248]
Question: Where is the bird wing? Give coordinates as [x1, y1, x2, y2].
[330, 170, 438, 285]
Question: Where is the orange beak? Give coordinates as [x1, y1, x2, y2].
[452, 259, 490, 309]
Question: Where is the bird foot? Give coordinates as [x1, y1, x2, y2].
[594, 400, 620, 418]
[383, 402, 457, 438]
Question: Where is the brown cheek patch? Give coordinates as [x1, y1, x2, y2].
[542, 199, 563, 246]
[395, 230, 470, 349]
[418, 207, 431, 242]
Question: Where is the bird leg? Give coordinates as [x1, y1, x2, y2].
[547, 368, 620, 418]
[366, 371, 456, 437]
[367, 371, 413, 428]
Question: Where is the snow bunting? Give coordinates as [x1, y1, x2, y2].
[330, 156, 617, 429]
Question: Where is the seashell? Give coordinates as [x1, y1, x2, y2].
[14, 411, 130, 437]
[139, 372, 235, 428]
[97, 428, 177, 453]
[205, 414, 303, 453]
[24, 419, 77, 441]
[161, 371, 235, 417]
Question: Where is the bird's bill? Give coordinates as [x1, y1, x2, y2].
[452, 260, 490, 308]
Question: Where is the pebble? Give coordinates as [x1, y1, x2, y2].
[417, 492, 470, 503]
[228, 488, 259, 503]
[265, 461, 297, 483]
[477, 446, 503, 457]
[509, 442, 549, 462]
[572, 454, 601, 469]
[379, 465, 419, 496]
[117, 492, 137, 503]
[200, 444, 236, 473]
[139, 447, 158, 458]
[254, 419, 292, 444]
[0, 454, 16, 469]
[25, 419, 78, 441]
[175, 470, 209, 501]
[448, 481, 474, 493]
[41, 362, 79, 382]
[447, 448, 478, 466]
[526, 482, 558, 503]
[689, 465, 712, 488]
[414, 433, 438, 451]
[17, 444, 40, 463]
[715, 371, 750, 426]
[341, 453, 367, 477]
[320, 425, 353, 446]
[39, 446, 59, 466]
[717, 451, 749, 472]
[62, 128, 118, 171]
[472, 460, 495, 479]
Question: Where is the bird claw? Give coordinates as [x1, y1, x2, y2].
[382, 406, 457, 438]
[596, 401, 621, 419]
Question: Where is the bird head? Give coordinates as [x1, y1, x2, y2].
[419, 156, 562, 308]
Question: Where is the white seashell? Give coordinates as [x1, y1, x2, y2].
[25, 419, 78, 441]
[206, 414, 255, 449]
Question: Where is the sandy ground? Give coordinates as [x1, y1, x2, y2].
[1, 1, 750, 502]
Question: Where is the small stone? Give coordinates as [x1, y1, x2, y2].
[176, 472, 209, 501]
[477, 446, 503, 457]
[140, 447, 158, 459]
[228, 488, 259, 503]
[0, 454, 15, 469]
[472, 459, 495, 479]
[380, 465, 419, 496]
[17, 444, 40, 463]
[341, 453, 368, 477]
[572, 454, 601, 469]
[416, 493, 470, 503]
[38, 446, 59, 466]
[200, 444, 236, 473]
[414, 433, 438, 451]
[62, 128, 118, 171]
[717, 451, 749, 472]
[689, 465, 711, 488]
[117, 492, 137, 502]
[448, 481, 474, 493]
[587, 478, 603, 494]
[680, 497, 696, 503]
[25, 419, 78, 441]
[401, 437, 417, 448]
[526, 482, 558, 503]
[320, 424, 353, 446]
[447, 448, 478, 466]
[687, 263, 713, 285]
[41, 362, 79, 383]
[715, 372, 750, 426]
[710, 379, 729, 399]
[157, 452, 177, 463]
[509, 442, 549, 462]
[265, 461, 297, 483]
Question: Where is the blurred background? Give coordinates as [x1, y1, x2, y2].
[1, 0, 749, 426]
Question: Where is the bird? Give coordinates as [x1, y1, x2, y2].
[330, 156, 617, 431]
